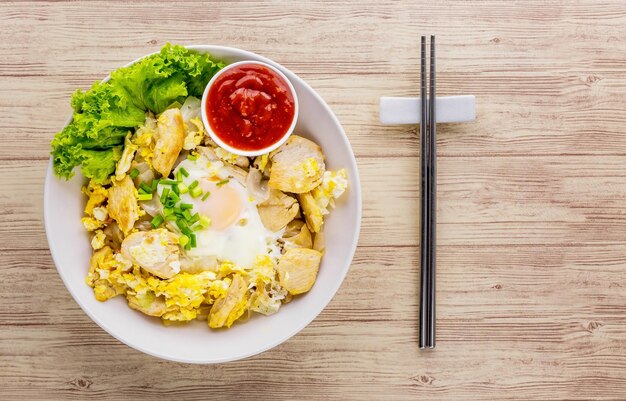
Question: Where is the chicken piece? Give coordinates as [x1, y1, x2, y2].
[297, 192, 324, 233]
[258, 189, 299, 232]
[268, 135, 325, 193]
[179, 254, 218, 274]
[153, 108, 185, 177]
[209, 274, 249, 329]
[313, 228, 325, 253]
[107, 175, 140, 235]
[276, 248, 322, 295]
[127, 292, 167, 317]
[115, 132, 138, 180]
[121, 228, 181, 279]
[282, 220, 313, 250]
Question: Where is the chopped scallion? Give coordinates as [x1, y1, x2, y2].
[129, 168, 140, 179]
[188, 180, 199, 190]
[160, 187, 170, 204]
[178, 234, 189, 247]
[137, 193, 153, 201]
[169, 191, 180, 203]
[201, 191, 211, 201]
[151, 215, 164, 228]
[188, 213, 200, 225]
[180, 167, 189, 177]
[151, 179, 159, 191]
[176, 170, 183, 182]
[188, 154, 198, 161]
[159, 179, 178, 185]
[179, 203, 194, 210]
[190, 233, 197, 248]
[178, 183, 189, 194]
[216, 179, 230, 187]
[190, 186, 203, 198]
[199, 215, 212, 229]
[140, 183, 152, 193]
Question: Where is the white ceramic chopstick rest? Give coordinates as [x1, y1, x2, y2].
[379, 95, 476, 125]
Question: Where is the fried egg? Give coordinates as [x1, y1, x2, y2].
[165, 155, 282, 267]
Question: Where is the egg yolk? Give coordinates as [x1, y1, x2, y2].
[197, 179, 244, 230]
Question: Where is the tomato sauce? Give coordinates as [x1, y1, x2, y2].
[206, 63, 295, 151]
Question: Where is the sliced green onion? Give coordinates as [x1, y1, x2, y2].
[176, 170, 183, 182]
[190, 187, 203, 198]
[160, 187, 170, 204]
[151, 179, 159, 191]
[188, 213, 200, 225]
[151, 215, 164, 228]
[137, 193, 153, 201]
[199, 215, 212, 229]
[138, 188, 148, 195]
[190, 233, 197, 248]
[178, 234, 189, 247]
[201, 191, 211, 201]
[163, 207, 174, 216]
[129, 168, 140, 179]
[188, 154, 198, 161]
[165, 214, 177, 222]
[188, 180, 199, 190]
[182, 209, 192, 221]
[180, 167, 189, 177]
[216, 179, 230, 187]
[169, 191, 180, 203]
[140, 183, 152, 193]
[171, 184, 180, 195]
[179, 203, 194, 210]
[159, 179, 178, 185]
[178, 183, 189, 194]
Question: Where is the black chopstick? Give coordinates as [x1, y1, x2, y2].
[419, 35, 436, 349]
[427, 35, 437, 348]
[418, 36, 429, 349]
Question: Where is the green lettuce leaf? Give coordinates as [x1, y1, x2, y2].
[51, 44, 224, 183]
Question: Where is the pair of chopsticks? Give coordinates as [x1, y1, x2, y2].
[419, 35, 436, 349]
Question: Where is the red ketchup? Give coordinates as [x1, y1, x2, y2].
[206, 63, 295, 151]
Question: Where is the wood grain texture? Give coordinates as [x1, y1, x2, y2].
[1, 0, 626, 400]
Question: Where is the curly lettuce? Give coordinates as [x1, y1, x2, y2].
[51, 44, 224, 183]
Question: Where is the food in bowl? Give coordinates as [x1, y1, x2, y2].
[50, 44, 348, 329]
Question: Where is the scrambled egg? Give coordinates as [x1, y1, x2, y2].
[311, 169, 348, 214]
[81, 180, 108, 231]
[183, 117, 204, 150]
[87, 244, 287, 328]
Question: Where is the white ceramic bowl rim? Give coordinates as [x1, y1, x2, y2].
[44, 45, 362, 364]
[201, 60, 299, 157]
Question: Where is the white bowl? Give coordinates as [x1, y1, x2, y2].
[44, 45, 362, 364]
[201, 60, 299, 157]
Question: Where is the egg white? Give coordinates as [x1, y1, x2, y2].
[161, 155, 282, 267]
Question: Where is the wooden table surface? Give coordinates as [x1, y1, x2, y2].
[2, 1, 626, 399]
